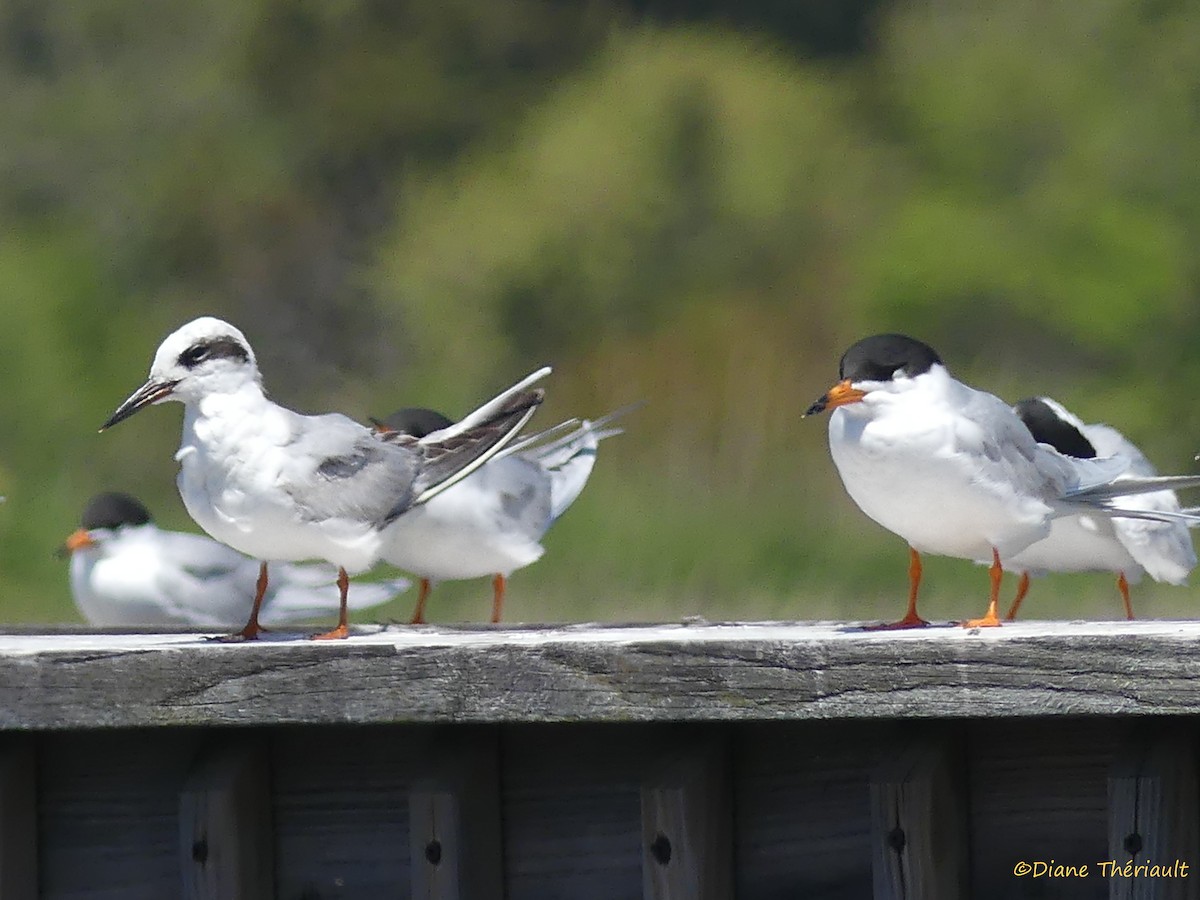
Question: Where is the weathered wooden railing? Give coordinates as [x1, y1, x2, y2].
[2, 620, 1200, 899]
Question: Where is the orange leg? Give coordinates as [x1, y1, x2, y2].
[964, 549, 1004, 628]
[312, 568, 351, 640]
[410, 578, 432, 625]
[225, 562, 270, 641]
[865, 547, 930, 630]
[491, 574, 506, 624]
[1118, 572, 1134, 621]
[1004, 572, 1031, 622]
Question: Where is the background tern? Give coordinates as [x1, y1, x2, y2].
[101, 316, 546, 640]
[63, 492, 411, 627]
[1002, 397, 1195, 620]
[371, 404, 632, 623]
[804, 333, 1200, 629]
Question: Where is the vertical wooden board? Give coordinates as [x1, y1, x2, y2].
[969, 719, 1114, 900]
[408, 727, 503, 900]
[640, 728, 733, 900]
[503, 724, 645, 900]
[180, 739, 274, 900]
[273, 724, 423, 900]
[39, 729, 199, 900]
[0, 737, 37, 900]
[735, 721, 881, 900]
[870, 729, 968, 900]
[1107, 731, 1199, 900]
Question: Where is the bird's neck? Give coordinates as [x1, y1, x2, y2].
[181, 383, 275, 456]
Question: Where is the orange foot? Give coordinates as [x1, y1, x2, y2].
[863, 614, 930, 631]
[962, 612, 1002, 628]
[212, 623, 268, 642]
[310, 624, 350, 641]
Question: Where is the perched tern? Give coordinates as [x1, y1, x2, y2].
[63, 492, 411, 627]
[804, 334, 1200, 628]
[101, 316, 547, 640]
[371, 404, 630, 623]
[1002, 398, 1195, 620]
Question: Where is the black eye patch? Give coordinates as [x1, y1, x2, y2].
[177, 337, 249, 369]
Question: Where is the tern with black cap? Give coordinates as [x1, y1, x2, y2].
[63, 492, 411, 628]
[1002, 397, 1195, 620]
[805, 333, 1200, 628]
[372, 404, 634, 624]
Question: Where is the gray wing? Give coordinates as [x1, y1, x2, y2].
[281, 411, 422, 527]
[154, 529, 249, 576]
[283, 377, 544, 527]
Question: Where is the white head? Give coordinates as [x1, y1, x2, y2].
[101, 317, 261, 429]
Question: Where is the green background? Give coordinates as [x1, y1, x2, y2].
[3, 0, 1199, 625]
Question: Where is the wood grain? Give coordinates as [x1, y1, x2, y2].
[1108, 730, 1199, 900]
[37, 730, 199, 899]
[870, 729, 968, 900]
[640, 729, 733, 900]
[408, 727, 504, 900]
[3, 621, 1200, 730]
[0, 738, 36, 900]
[179, 739, 274, 900]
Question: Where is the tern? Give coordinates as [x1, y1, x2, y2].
[1003, 397, 1195, 620]
[101, 316, 546, 639]
[63, 492, 411, 627]
[805, 334, 1200, 628]
[371, 404, 630, 623]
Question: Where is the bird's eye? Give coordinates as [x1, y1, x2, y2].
[179, 345, 210, 368]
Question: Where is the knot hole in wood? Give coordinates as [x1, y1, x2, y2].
[1123, 833, 1143, 856]
[425, 839, 443, 866]
[650, 832, 672, 865]
[191, 836, 209, 864]
[887, 826, 906, 854]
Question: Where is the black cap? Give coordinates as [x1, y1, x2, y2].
[839, 334, 943, 383]
[80, 492, 152, 530]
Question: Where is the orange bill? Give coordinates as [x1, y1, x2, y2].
[62, 529, 95, 554]
[804, 379, 867, 416]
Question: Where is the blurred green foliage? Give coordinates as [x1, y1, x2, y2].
[2, 0, 1200, 626]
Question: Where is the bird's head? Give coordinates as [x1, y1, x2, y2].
[101, 317, 260, 430]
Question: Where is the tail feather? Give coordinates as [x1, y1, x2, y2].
[1069, 472, 1200, 503]
[520, 401, 642, 465]
[527, 403, 640, 521]
[1092, 504, 1200, 526]
[408, 371, 550, 505]
[495, 417, 582, 460]
[429, 367, 551, 437]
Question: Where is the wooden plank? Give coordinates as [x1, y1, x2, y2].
[870, 730, 967, 900]
[735, 722, 878, 898]
[0, 738, 36, 900]
[179, 739, 273, 900]
[640, 729, 733, 900]
[38, 729, 198, 899]
[7, 622, 1200, 728]
[273, 726, 417, 899]
[503, 725, 644, 899]
[1107, 732, 1198, 900]
[408, 728, 503, 900]
[969, 719, 1116, 900]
